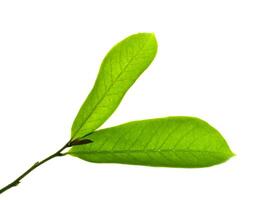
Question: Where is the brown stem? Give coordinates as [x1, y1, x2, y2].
[0, 141, 71, 195]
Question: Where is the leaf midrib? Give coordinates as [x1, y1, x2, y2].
[70, 148, 230, 156]
[73, 36, 153, 137]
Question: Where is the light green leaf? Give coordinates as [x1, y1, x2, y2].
[71, 33, 158, 139]
[69, 117, 234, 168]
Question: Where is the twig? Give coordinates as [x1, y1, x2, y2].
[0, 140, 71, 194]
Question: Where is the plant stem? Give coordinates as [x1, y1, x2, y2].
[0, 140, 71, 195]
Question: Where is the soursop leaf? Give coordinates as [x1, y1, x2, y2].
[69, 117, 234, 168]
[71, 33, 157, 139]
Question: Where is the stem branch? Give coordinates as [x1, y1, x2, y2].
[0, 140, 71, 195]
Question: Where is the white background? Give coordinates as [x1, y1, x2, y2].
[0, 0, 266, 199]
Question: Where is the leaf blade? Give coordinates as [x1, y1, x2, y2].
[71, 33, 158, 139]
[69, 117, 234, 168]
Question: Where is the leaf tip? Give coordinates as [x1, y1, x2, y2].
[229, 150, 236, 158]
[137, 32, 157, 45]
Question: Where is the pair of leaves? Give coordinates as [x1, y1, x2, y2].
[69, 33, 234, 168]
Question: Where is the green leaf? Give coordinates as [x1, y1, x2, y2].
[69, 117, 234, 168]
[71, 33, 158, 139]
